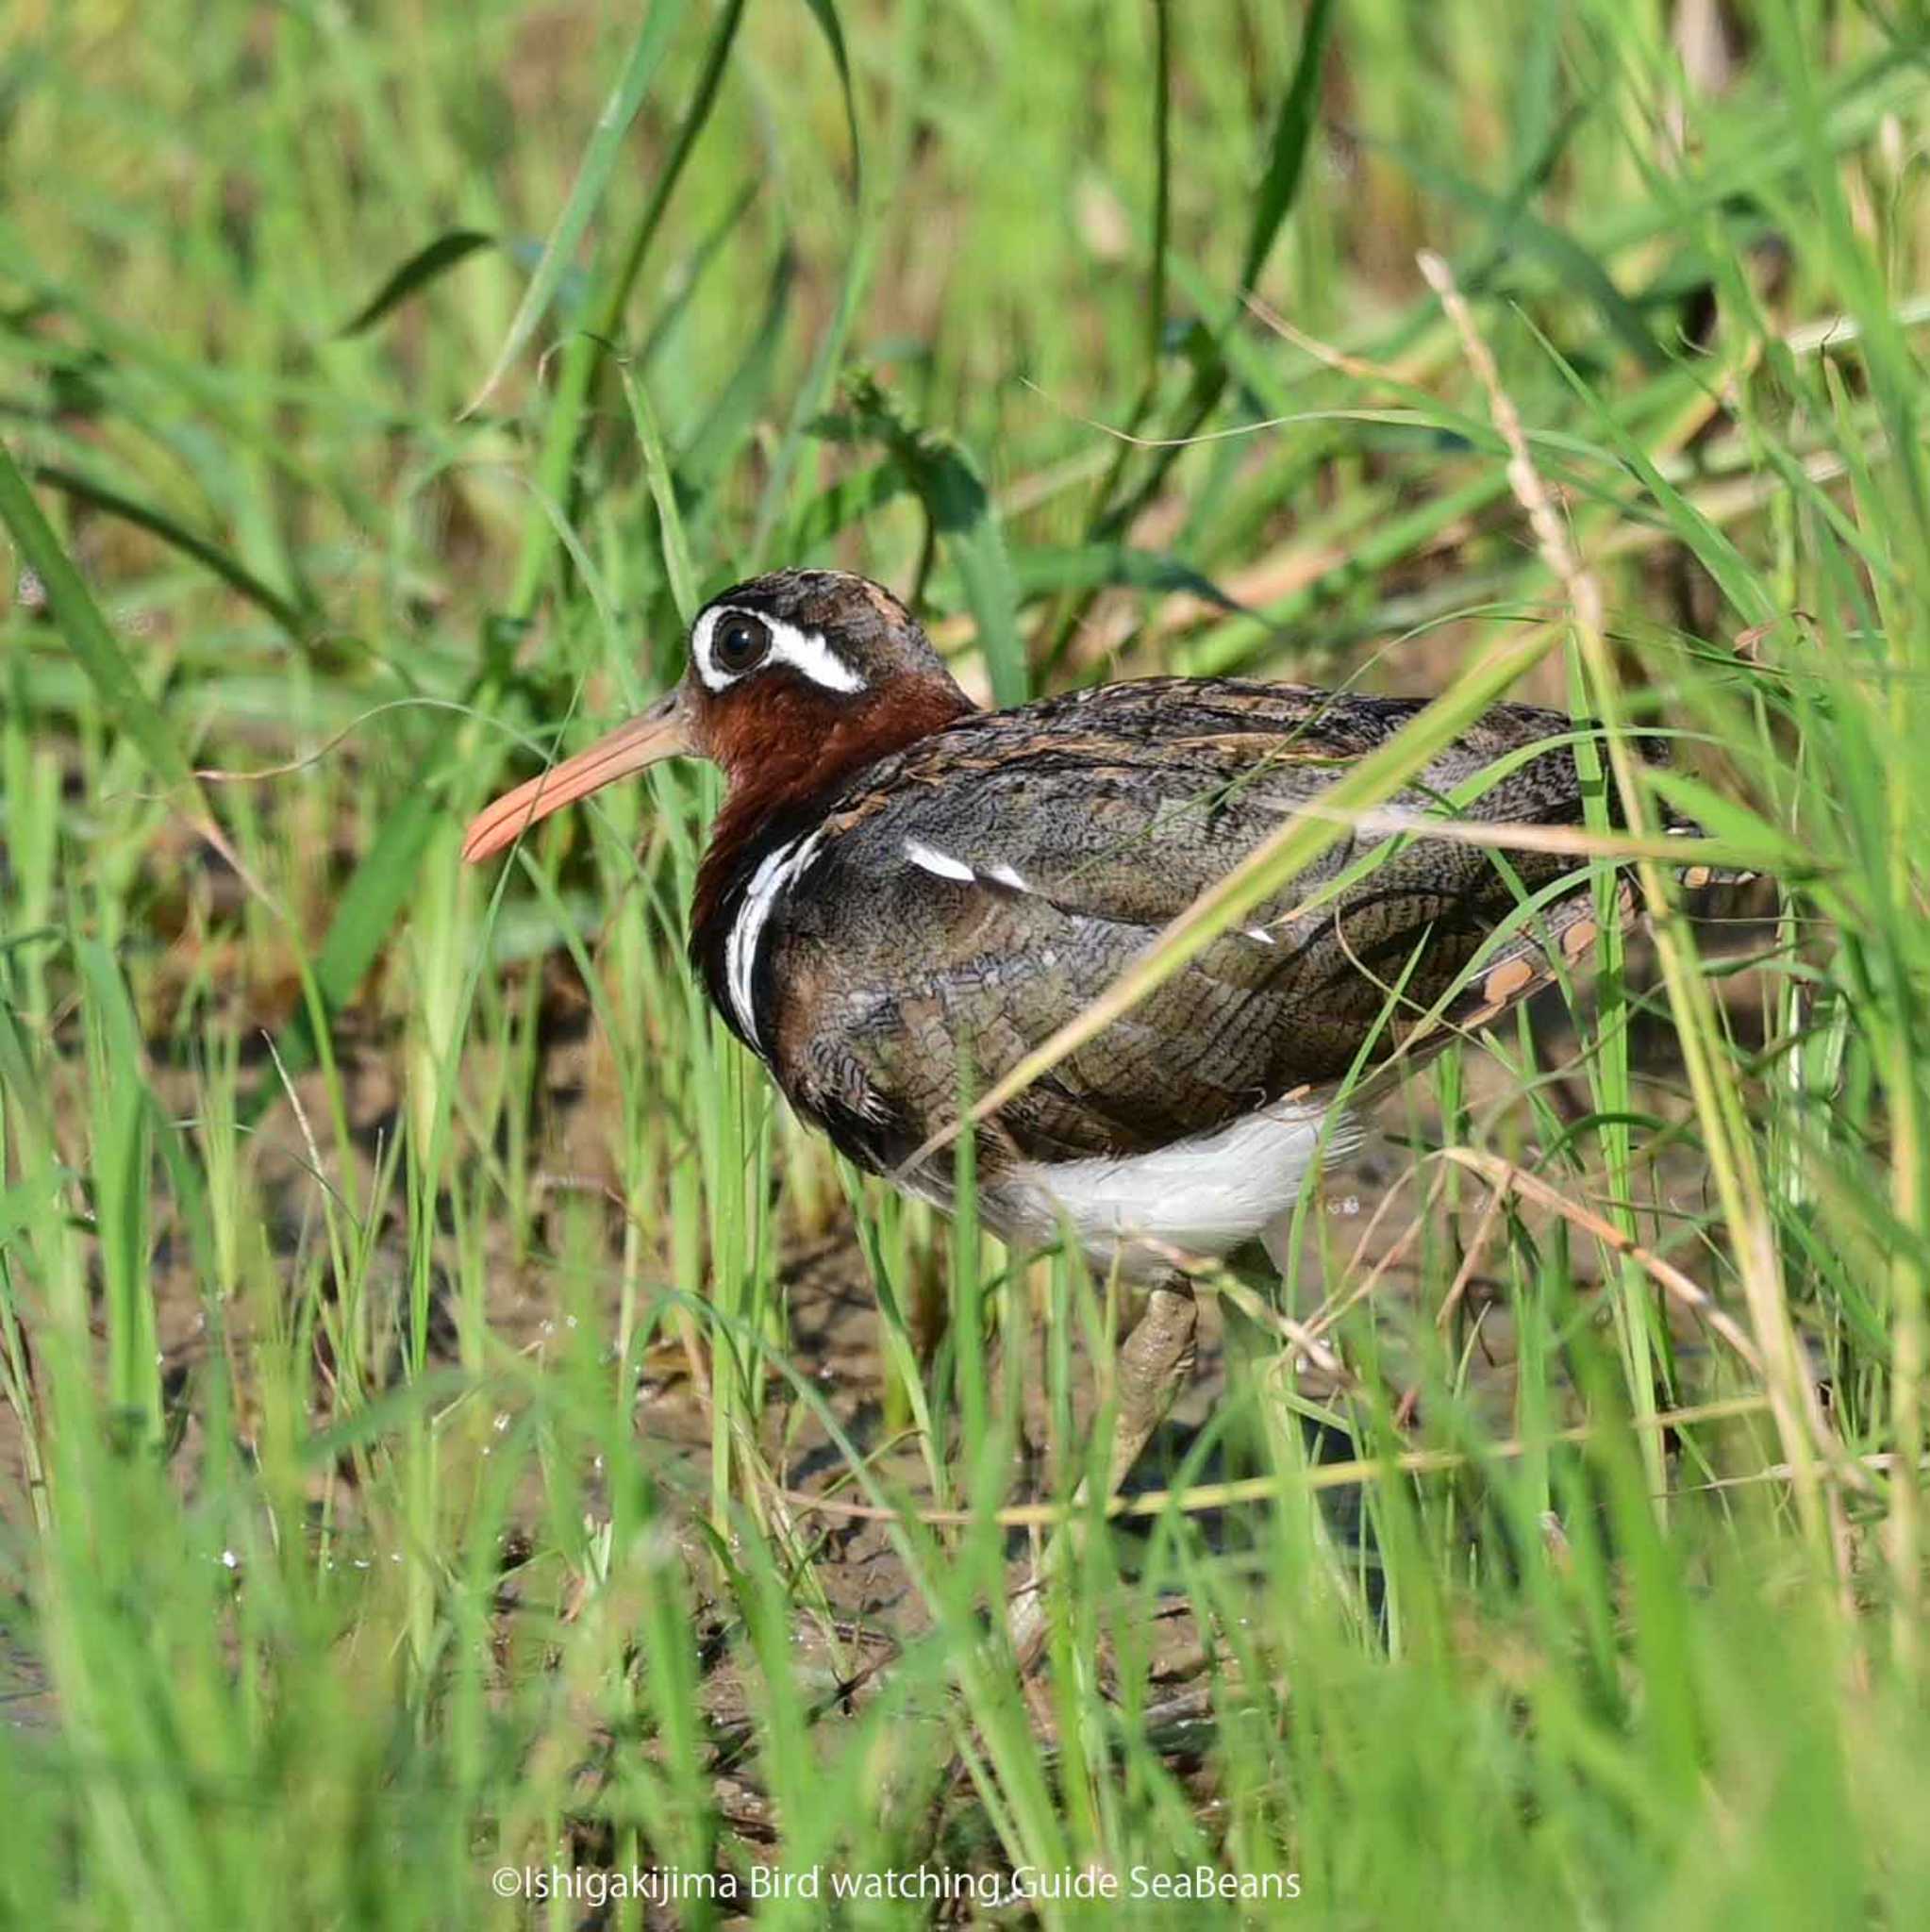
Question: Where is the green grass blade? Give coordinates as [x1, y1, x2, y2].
[798, 0, 862, 196]
[506, 0, 741, 615]
[29, 462, 316, 643]
[618, 360, 700, 625]
[335, 228, 495, 338]
[462, 0, 691, 417]
[1237, 0, 1337, 295]
[0, 439, 206, 814]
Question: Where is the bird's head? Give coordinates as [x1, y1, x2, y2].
[461, 569, 974, 863]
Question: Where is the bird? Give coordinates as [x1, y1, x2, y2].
[464, 568, 1703, 1549]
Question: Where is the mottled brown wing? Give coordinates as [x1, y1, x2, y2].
[765, 680, 1617, 1169]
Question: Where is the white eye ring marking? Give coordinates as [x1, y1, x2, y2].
[692, 607, 866, 695]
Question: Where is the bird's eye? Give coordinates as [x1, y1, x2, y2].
[712, 613, 771, 675]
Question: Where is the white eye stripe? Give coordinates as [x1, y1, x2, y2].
[692, 607, 867, 696]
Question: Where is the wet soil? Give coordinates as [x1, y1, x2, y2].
[1, 888, 1789, 1924]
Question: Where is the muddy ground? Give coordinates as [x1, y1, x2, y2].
[1, 891, 1781, 1814]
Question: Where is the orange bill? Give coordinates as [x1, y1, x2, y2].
[461, 692, 692, 863]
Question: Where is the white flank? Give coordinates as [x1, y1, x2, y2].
[693, 607, 866, 694]
[1005, 1097, 1351, 1279]
[904, 840, 975, 883]
[724, 831, 822, 1048]
[987, 862, 1031, 892]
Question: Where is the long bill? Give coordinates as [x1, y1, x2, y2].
[461, 691, 693, 863]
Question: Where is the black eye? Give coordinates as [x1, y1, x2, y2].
[712, 612, 771, 675]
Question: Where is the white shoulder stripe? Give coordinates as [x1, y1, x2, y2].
[904, 840, 974, 883]
[724, 831, 822, 1050]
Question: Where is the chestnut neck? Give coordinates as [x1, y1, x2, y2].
[690, 672, 975, 939]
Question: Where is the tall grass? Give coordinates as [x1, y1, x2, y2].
[4, 0, 1930, 1923]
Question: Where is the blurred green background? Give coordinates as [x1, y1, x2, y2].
[6, 1, 1930, 1925]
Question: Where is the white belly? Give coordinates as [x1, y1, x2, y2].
[990, 1097, 1351, 1281]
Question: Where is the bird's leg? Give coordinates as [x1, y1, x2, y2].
[1102, 1280, 1200, 1494]
[1007, 1276, 1198, 1667]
